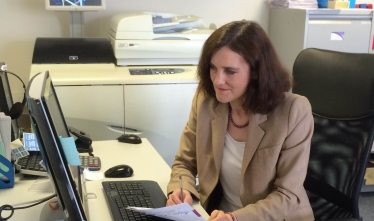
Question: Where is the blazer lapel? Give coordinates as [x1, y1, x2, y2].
[211, 103, 229, 176]
[241, 113, 266, 179]
[210, 104, 267, 185]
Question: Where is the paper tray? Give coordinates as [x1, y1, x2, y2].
[0, 154, 14, 188]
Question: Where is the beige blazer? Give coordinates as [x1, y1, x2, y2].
[167, 92, 315, 221]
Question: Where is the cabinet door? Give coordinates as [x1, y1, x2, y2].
[307, 19, 371, 53]
[124, 84, 197, 166]
[55, 85, 124, 126]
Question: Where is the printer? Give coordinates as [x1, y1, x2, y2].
[108, 12, 216, 66]
[29, 12, 214, 166]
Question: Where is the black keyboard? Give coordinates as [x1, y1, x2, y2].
[17, 151, 46, 173]
[16, 151, 101, 176]
[102, 181, 169, 221]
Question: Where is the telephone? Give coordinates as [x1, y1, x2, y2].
[68, 126, 93, 154]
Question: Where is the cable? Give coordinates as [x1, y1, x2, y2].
[0, 194, 56, 221]
[0, 205, 13, 221]
[12, 194, 56, 210]
[88, 147, 94, 156]
[11, 194, 57, 208]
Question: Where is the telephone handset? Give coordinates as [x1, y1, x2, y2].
[68, 126, 93, 154]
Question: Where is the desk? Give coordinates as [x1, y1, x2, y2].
[0, 139, 209, 221]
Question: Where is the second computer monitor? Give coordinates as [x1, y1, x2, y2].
[27, 71, 88, 221]
[0, 71, 19, 140]
[45, 0, 106, 11]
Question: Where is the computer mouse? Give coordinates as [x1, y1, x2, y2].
[104, 165, 134, 178]
[117, 134, 142, 144]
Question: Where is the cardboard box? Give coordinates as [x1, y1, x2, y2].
[364, 167, 374, 185]
[328, 0, 350, 8]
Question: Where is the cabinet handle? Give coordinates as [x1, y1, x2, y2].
[106, 125, 142, 135]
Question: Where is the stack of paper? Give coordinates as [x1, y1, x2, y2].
[270, 0, 318, 9]
[127, 203, 206, 221]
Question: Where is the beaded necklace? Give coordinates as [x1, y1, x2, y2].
[228, 107, 249, 128]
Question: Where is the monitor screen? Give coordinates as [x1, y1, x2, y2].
[45, 0, 106, 11]
[0, 71, 19, 141]
[26, 71, 88, 221]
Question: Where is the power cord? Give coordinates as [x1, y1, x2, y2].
[0, 194, 56, 221]
[88, 147, 94, 157]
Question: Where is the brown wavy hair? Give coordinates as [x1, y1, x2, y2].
[197, 20, 292, 114]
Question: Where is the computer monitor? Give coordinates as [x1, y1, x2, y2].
[27, 71, 88, 221]
[0, 71, 19, 141]
[45, 0, 106, 11]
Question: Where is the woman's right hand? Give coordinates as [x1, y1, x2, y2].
[166, 189, 193, 206]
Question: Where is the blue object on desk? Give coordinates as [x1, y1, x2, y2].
[23, 132, 40, 151]
[0, 154, 14, 189]
[360, 4, 367, 8]
[317, 0, 328, 8]
[59, 137, 81, 166]
[350, 0, 356, 8]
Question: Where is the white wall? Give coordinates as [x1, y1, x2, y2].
[1, 0, 373, 101]
[0, 0, 269, 102]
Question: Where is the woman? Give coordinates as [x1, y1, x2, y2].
[166, 20, 314, 221]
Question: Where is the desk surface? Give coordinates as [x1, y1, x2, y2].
[0, 139, 208, 221]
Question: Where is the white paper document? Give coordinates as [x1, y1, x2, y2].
[83, 168, 104, 181]
[127, 203, 206, 221]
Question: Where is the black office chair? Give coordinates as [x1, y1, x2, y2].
[292, 48, 374, 221]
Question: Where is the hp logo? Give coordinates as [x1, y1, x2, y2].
[118, 43, 129, 47]
[69, 56, 78, 60]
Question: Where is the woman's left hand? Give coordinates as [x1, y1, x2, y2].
[207, 210, 232, 221]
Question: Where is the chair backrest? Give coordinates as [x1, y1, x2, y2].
[292, 48, 374, 220]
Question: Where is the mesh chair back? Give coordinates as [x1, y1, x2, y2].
[293, 48, 374, 220]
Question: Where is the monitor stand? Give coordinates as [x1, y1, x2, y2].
[28, 176, 54, 193]
[28, 178, 63, 220]
[39, 201, 65, 221]
[70, 11, 84, 38]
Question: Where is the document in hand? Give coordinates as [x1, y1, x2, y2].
[127, 202, 206, 221]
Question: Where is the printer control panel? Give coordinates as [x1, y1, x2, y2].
[129, 68, 185, 75]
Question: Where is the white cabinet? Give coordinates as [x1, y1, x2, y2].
[54, 83, 197, 166]
[55, 85, 124, 125]
[306, 20, 371, 52]
[269, 8, 374, 72]
[124, 84, 197, 166]
[35, 65, 199, 167]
